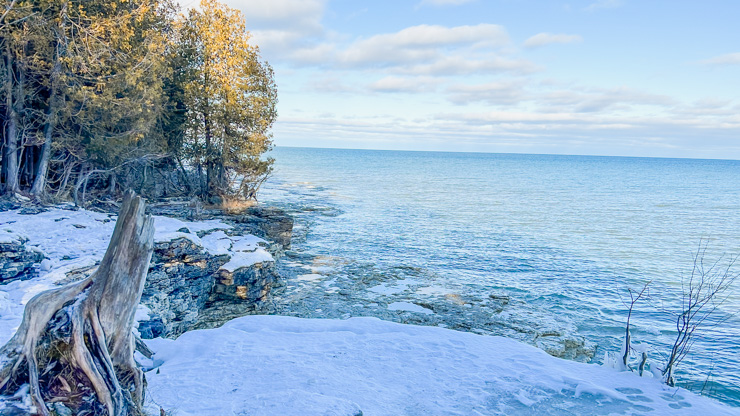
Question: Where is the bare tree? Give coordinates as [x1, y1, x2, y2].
[661, 243, 738, 386]
[620, 281, 651, 371]
[0, 190, 154, 415]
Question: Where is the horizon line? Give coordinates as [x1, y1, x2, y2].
[272, 145, 740, 163]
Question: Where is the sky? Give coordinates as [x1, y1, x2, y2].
[218, 0, 740, 159]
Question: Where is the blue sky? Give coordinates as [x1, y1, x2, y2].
[221, 0, 740, 159]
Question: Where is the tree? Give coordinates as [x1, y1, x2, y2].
[0, 0, 31, 196]
[0, 0, 277, 204]
[662, 244, 738, 386]
[177, 0, 277, 201]
[0, 190, 154, 415]
[49, 0, 171, 202]
[608, 243, 738, 390]
[0, 0, 172, 201]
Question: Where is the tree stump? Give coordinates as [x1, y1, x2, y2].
[0, 191, 155, 416]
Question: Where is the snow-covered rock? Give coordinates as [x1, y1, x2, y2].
[0, 206, 290, 343]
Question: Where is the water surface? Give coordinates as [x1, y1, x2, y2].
[260, 147, 740, 406]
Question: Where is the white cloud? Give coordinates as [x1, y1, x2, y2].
[539, 87, 676, 113]
[274, 108, 740, 158]
[368, 76, 441, 93]
[584, 0, 624, 12]
[227, 0, 325, 31]
[342, 24, 510, 65]
[524, 33, 583, 48]
[446, 81, 527, 105]
[395, 56, 537, 76]
[698, 52, 740, 66]
[224, 0, 327, 62]
[331, 24, 536, 76]
[417, 0, 477, 7]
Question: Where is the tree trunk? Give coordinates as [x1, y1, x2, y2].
[31, 1, 66, 199]
[4, 39, 20, 195]
[204, 110, 213, 198]
[108, 172, 117, 197]
[73, 163, 87, 206]
[0, 190, 155, 415]
[29, 116, 52, 197]
[175, 155, 192, 194]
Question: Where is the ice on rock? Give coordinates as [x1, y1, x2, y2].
[388, 301, 434, 315]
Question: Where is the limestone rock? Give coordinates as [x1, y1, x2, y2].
[235, 206, 294, 249]
[141, 237, 229, 337]
[0, 237, 44, 283]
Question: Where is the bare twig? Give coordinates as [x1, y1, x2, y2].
[662, 240, 739, 386]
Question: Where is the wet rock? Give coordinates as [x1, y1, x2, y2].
[235, 206, 294, 249]
[269, 254, 596, 362]
[0, 237, 44, 283]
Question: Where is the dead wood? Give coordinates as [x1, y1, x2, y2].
[0, 190, 154, 415]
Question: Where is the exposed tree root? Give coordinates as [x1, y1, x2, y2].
[0, 191, 154, 415]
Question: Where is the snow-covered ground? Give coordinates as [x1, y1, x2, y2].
[1, 207, 739, 415]
[0, 207, 272, 345]
[142, 315, 737, 416]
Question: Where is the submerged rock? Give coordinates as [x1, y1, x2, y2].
[268, 255, 597, 362]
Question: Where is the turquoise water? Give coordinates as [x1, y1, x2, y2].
[260, 147, 740, 406]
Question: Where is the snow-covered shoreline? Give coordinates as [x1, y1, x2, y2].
[141, 315, 737, 416]
[1, 206, 739, 415]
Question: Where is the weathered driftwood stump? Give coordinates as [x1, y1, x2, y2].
[0, 191, 154, 415]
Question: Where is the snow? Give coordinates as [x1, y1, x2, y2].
[143, 315, 739, 416]
[220, 248, 273, 272]
[0, 208, 271, 345]
[199, 230, 233, 255]
[152, 216, 232, 245]
[387, 301, 434, 315]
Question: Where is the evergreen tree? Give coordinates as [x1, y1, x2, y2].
[177, 0, 277, 201]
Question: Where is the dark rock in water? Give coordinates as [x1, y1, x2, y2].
[0, 237, 44, 283]
[235, 206, 294, 249]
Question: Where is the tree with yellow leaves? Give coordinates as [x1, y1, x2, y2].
[177, 0, 277, 202]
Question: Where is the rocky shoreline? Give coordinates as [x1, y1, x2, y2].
[0, 198, 595, 363]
